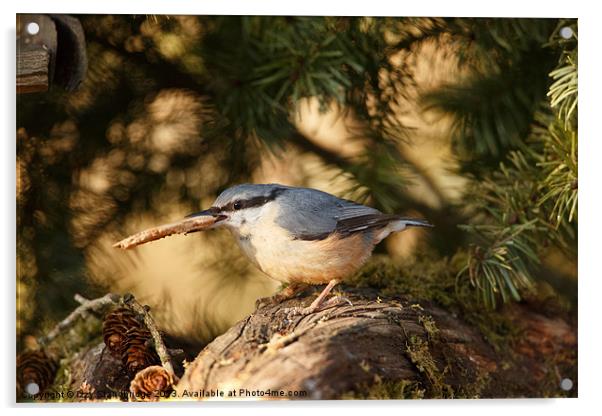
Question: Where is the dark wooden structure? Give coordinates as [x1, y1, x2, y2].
[16, 14, 87, 94]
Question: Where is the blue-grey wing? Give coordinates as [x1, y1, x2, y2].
[274, 188, 387, 240]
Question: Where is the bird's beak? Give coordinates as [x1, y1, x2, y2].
[186, 208, 227, 223]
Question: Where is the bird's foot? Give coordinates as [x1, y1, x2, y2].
[322, 294, 353, 308]
[284, 294, 352, 316]
[282, 279, 343, 316]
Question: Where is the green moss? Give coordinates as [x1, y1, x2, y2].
[341, 379, 426, 400]
[454, 368, 491, 399]
[49, 357, 76, 402]
[42, 317, 105, 402]
[348, 254, 459, 301]
[404, 335, 454, 398]
[347, 253, 577, 398]
[50, 315, 104, 357]
[341, 310, 491, 400]
[418, 315, 439, 339]
[347, 254, 522, 352]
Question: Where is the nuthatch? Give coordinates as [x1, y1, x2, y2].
[187, 183, 432, 314]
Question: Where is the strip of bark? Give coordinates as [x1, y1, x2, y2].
[113, 215, 218, 250]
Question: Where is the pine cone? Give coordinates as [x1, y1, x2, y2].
[129, 365, 174, 401]
[17, 350, 58, 396]
[121, 327, 159, 374]
[102, 306, 141, 356]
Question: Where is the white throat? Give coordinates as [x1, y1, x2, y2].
[221, 203, 270, 237]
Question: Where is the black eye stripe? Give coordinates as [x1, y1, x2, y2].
[218, 188, 285, 213]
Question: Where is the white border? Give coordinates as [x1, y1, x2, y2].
[3, 1, 599, 415]
[8, 0, 581, 17]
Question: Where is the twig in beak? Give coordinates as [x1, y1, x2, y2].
[113, 215, 220, 250]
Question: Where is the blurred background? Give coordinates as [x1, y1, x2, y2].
[17, 16, 577, 348]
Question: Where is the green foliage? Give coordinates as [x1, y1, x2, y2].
[175, 16, 424, 213]
[459, 221, 539, 308]
[537, 118, 578, 226]
[453, 21, 578, 309]
[344, 142, 413, 212]
[202, 17, 364, 143]
[547, 21, 578, 130]
[422, 59, 549, 161]
[548, 63, 578, 130]
[456, 148, 543, 308]
[421, 18, 556, 161]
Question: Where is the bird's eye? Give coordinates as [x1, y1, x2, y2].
[233, 201, 242, 210]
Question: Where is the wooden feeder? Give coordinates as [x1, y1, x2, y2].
[16, 14, 87, 94]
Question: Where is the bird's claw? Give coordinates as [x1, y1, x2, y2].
[283, 295, 353, 316]
[324, 295, 353, 308]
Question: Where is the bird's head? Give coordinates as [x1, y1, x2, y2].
[188, 184, 287, 230]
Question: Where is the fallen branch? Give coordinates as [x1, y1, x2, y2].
[123, 295, 177, 380]
[38, 293, 120, 347]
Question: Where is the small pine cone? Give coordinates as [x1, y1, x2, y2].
[129, 365, 174, 401]
[102, 306, 141, 356]
[17, 350, 58, 396]
[122, 327, 159, 374]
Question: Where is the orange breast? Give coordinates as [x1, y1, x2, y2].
[232, 202, 377, 285]
[253, 231, 375, 285]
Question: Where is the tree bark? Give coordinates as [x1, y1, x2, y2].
[175, 287, 577, 399]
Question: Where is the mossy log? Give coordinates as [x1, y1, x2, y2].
[176, 286, 576, 399]
[43, 286, 576, 401]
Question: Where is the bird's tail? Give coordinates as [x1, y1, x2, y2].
[373, 216, 433, 244]
[398, 217, 433, 228]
